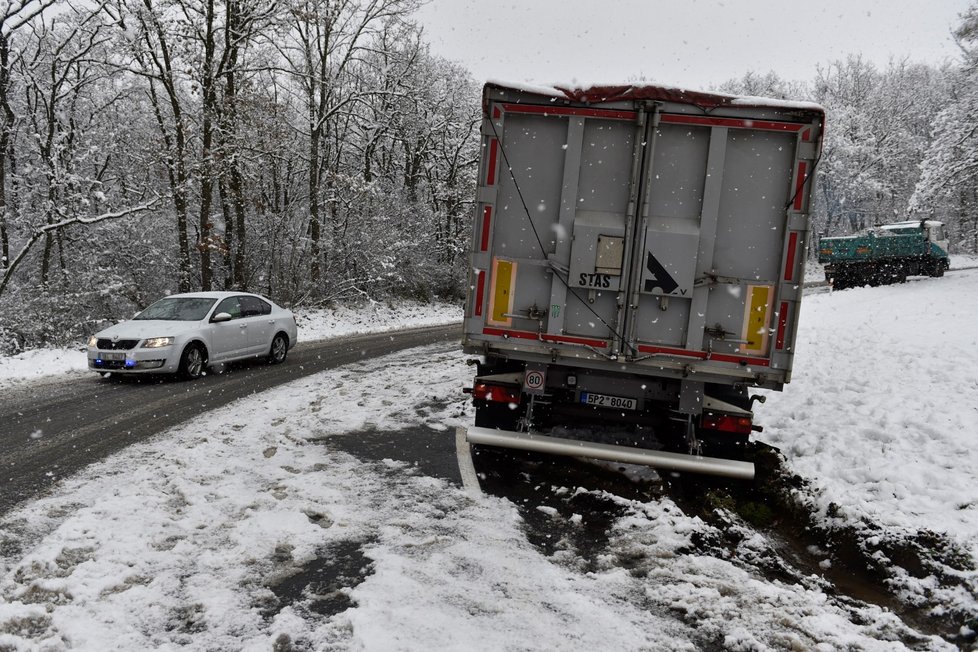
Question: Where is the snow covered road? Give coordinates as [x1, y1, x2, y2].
[1, 273, 977, 649]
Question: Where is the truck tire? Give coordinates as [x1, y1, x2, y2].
[931, 259, 946, 277]
[831, 267, 849, 290]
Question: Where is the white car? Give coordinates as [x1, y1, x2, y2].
[87, 291, 298, 380]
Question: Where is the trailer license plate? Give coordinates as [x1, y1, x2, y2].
[580, 392, 637, 410]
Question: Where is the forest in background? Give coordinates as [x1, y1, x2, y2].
[1, 0, 977, 353]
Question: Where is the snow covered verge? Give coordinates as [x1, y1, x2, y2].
[0, 300, 463, 391]
[0, 272, 977, 649]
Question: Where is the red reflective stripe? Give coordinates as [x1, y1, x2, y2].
[474, 271, 485, 317]
[636, 345, 771, 367]
[480, 206, 492, 251]
[793, 161, 808, 211]
[500, 102, 636, 120]
[492, 105, 501, 119]
[801, 127, 812, 142]
[482, 327, 609, 348]
[660, 114, 807, 133]
[776, 302, 789, 350]
[486, 139, 498, 186]
[784, 232, 798, 281]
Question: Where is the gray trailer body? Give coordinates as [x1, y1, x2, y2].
[462, 82, 824, 472]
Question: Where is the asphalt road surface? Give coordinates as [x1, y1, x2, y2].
[0, 324, 461, 515]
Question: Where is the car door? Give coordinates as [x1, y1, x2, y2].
[209, 297, 249, 360]
[239, 295, 272, 355]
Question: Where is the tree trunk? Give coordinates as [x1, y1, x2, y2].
[0, 33, 11, 270]
[196, 0, 218, 291]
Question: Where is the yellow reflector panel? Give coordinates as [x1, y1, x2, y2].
[741, 285, 772, 355]
[488, 258, 516, 326]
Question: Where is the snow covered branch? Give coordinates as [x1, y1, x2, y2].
[0, 195, 164, 297]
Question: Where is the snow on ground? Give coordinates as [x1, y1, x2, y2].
[762, 266, 978, 548]
[1, 268, 977, 649]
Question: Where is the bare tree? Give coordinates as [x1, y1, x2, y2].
[0, 195, 162, 296]
[274, 0, 418, 295]
[0, 0, 57, 271]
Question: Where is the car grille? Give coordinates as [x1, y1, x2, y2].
[97, 339, 139, 350]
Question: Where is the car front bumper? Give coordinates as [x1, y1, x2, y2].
[87, 348, 180, 374]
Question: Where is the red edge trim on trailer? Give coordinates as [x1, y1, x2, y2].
[784, 232, 799, 282]
[480, 206, 492, 251]
[793, 161, 809, 211]
[776, 302, 789, 350]
[474, 272, 485, 317]
[499, 102, 637, 121]
[484, 82, 825, 120]
[637, 345, 771, 367]
[485, 139, 498, 186]
[659, 113, 807, 134]
[482, 327, 609, 349]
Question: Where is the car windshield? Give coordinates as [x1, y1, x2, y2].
[133, 297, 217, 321]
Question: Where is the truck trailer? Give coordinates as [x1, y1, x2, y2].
[817, 220, 950, 290]
[461, 82, 825, 480]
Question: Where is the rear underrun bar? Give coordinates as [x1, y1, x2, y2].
[465, 426, 755, 481]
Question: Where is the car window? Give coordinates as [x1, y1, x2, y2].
[239, 295, 270, 317]
[214, 297, 242, 319]
[134, 297, 217, 321]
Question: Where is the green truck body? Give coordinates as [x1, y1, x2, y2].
[817, 220, 950, 289]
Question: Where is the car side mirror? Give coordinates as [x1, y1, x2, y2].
[212, 312, 233, 323]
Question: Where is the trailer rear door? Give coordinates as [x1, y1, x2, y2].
[466, 84, 822, 388]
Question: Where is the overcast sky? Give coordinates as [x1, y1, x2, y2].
[415, 0, 972, 90]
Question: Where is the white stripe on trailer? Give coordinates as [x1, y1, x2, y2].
[465, 426, 755, 481]
[455, 427, 483, 497]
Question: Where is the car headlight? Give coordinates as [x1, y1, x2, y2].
[141, 337, 174, 348]
[87, 335, 98, 348]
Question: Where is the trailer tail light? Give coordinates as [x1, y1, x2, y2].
[701, 411, 753, 435]
[471, 382, 522, 406]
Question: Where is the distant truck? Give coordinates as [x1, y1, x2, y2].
[461, 81, 824, 480]
[817, 220, 950, 289]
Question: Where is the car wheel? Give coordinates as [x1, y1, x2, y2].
[179, 343, 207, 380]
[267, 333, 289, 364]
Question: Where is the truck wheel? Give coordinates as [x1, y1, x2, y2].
[932, 260, 946, 277]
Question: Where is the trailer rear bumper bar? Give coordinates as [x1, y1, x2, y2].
[465, 426, 755, 481]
